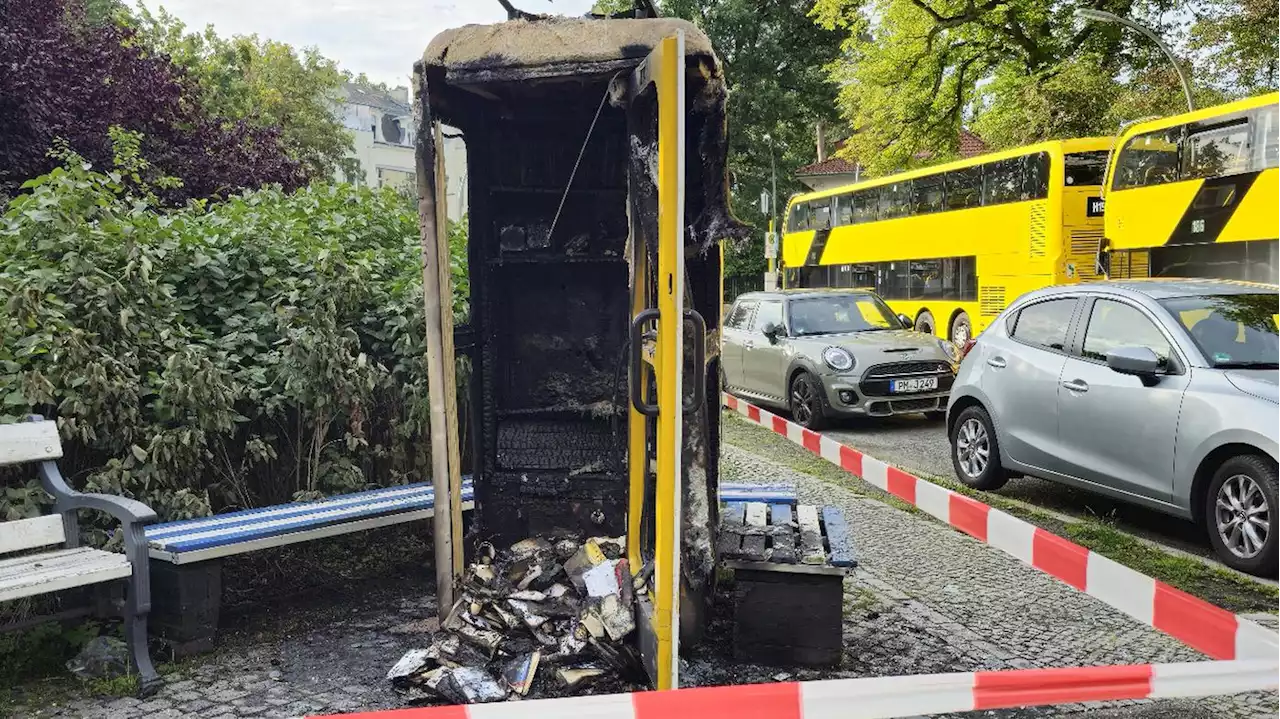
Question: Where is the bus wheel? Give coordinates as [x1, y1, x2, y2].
[914, 311, 935, 336]
[950, 312, 972, 345]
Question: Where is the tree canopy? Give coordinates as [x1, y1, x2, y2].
[812, 0, 1277, 174]
[0, 0, 306, 203]
[128, 6, 357, 181]
[661, 0, 846, 277]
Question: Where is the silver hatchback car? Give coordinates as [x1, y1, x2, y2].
[723, 289, 960, 429]
[946, 279, 1278, 575]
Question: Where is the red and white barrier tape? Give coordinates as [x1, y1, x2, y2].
[319, 659, 1277, 719]
[723, 394, 1280, 662]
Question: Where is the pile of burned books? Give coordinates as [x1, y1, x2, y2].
[387, 535, 647, 704]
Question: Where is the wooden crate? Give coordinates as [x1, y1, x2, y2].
[720, 502, 856, 668]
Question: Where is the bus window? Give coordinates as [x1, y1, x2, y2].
[879, 261, 910, 299]
[851, 263, 876, 288]
[812, 199, 832, 230]
[789, 202, 810, 231]
[879, 182, 912, 219]
[982, 158, 1021, 205]
[834, 194, 853, 226]
[1113, 128, 1181, 190]
[1064, 151, 1108, 186]
[910, 259, 943, 298]
[831, 263, 854, 288]
[945, 166, 981, 209]
[1022, 152, 1050, 199]
[912, 175, 945, 214]
[852, 189, 877, 223]
[1252, 105, 1279, 170]
[1184, 120, 1250, 179]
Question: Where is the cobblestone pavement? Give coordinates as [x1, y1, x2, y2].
[12, 582, 447, 719]
[8, 442, 1276, 719]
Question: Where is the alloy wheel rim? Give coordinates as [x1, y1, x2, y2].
[792, 380, 814, 425]
[955, 418, 989, 478]
[1215, 473, 1270, 560]
[953, 322, 970, 345]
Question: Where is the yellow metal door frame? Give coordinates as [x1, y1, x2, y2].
[626, 31, 686, 692]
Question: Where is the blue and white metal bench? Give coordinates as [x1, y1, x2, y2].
[143, 477, 791, 655]
[146, 479, 477, 564]
[145, 478, 476, 655]
[719, 482, 796, 506]
[146, 478, 783, 562]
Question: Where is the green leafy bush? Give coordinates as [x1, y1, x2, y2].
[0, 152, 467, 523]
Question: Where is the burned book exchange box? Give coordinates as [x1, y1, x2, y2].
[417, 16, 744, 623]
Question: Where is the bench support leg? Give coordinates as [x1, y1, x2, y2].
[120, 524, 161, 696]
[149, 559, 222, 658]
[127, 607, 161, 696]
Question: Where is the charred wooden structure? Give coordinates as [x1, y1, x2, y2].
[416, 17, 744, 644]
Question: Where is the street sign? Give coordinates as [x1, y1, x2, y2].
[764, 231, 777, 259]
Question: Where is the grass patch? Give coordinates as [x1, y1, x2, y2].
[722, 409, 1279, 614]
[843, 584, 879, 615]
[1062, 523, 1277, 613]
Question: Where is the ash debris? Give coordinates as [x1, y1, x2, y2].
[387, 535, 647, 704]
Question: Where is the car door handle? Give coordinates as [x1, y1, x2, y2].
[1061, 379, 1089, 393]
[986, 357, 1007, 368]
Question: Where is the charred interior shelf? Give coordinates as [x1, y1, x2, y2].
[489, 186, 626, 195]
[486, 257, 625, 266]
[495, 407, 622, 418]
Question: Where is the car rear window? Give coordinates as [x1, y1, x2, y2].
[1011, 298, 1076, 351]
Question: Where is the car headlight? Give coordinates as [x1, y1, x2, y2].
[822, 346, 855, 372]
[938, 339, 960, 362]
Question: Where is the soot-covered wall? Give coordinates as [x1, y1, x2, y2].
[463, 80, 634, 547]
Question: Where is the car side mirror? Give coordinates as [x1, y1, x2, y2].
[762, 322, 781, 344]
[1106, 346, 1162, 379]
[897, 314, 913, 330]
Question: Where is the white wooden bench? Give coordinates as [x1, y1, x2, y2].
[0, 418, 160, 694]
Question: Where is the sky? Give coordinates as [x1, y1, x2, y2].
[132, 0, 601, 88]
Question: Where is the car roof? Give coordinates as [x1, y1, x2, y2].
[734, 288, 877, 302]
[1033, 277, 1278, 301]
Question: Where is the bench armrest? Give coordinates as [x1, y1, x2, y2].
[38, 461, 158, 525]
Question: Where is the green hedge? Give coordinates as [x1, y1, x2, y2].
[0, 156, 466, 531]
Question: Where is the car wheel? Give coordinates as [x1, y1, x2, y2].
[789, 372, 829, 431]
[950, 312, 972, 345]
[914, 311, 935, 336]
[950, 405, 1008, 490]
[1205, 454, 1277, 577]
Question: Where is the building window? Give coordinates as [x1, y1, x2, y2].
[377, 167, 416, 190]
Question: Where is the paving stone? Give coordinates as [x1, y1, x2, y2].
[179, 698, 216, 713]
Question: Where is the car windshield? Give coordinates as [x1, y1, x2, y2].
[1161, 293, 1280, 369]
[788, 294, 898, 336]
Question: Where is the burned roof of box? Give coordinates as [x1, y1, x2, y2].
[421, 17, 717, 84]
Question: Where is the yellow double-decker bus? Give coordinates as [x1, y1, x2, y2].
[1102, 92, 1278, 282]
[781, 138, 1112, 344]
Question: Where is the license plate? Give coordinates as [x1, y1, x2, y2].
[890, 377, 938, 393]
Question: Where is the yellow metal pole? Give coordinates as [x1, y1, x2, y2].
[653, 31, 685, 692]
